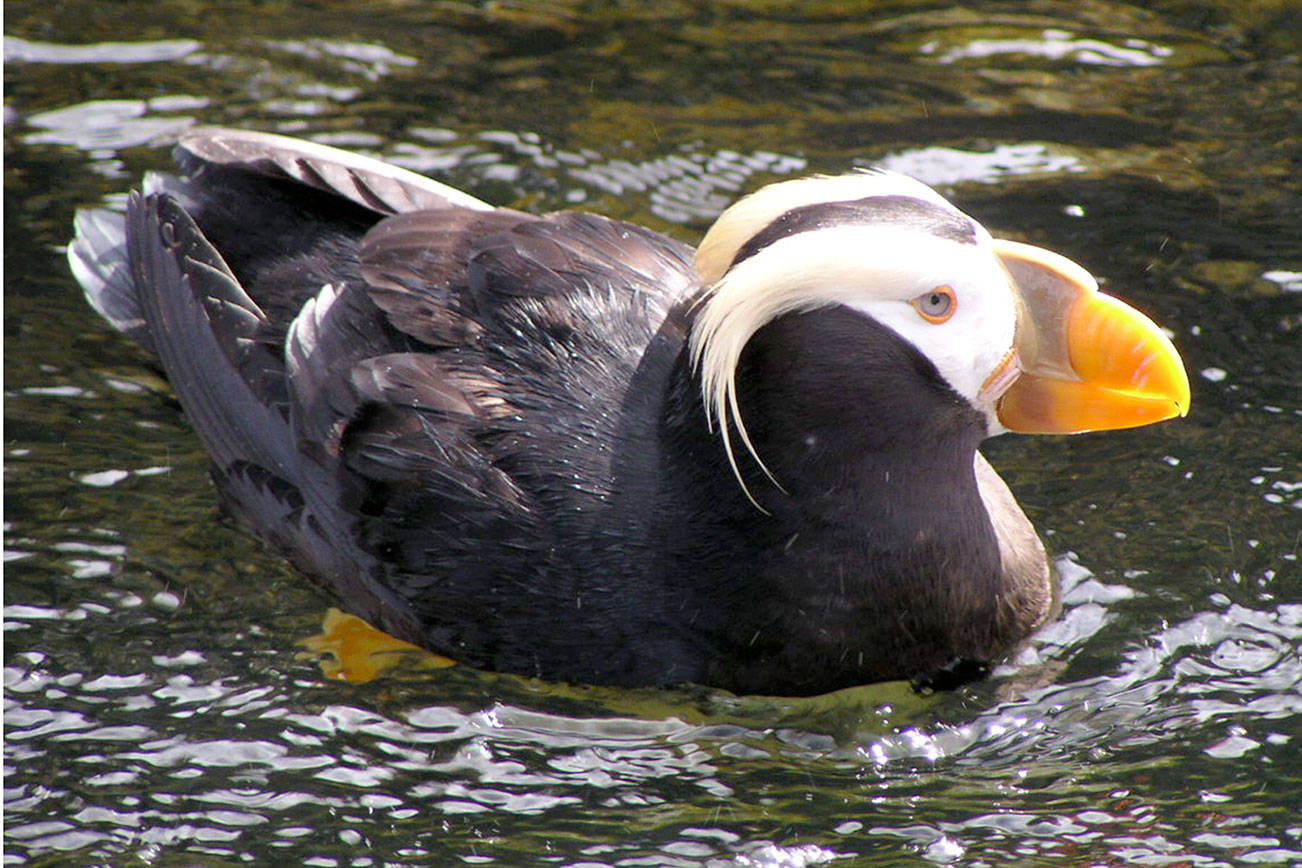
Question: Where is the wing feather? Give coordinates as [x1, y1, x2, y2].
[178, 127, 492, 215]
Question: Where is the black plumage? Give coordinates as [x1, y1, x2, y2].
[71, 129, 1060, 696]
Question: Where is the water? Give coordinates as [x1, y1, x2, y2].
[5, 1, 1300, 865]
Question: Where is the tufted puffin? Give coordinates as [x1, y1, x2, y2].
[69, 129, 1189, 696]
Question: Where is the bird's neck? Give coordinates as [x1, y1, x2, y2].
[654, 308, 1013, 694]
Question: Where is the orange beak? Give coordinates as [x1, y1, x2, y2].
[991, 240, 1190, 434]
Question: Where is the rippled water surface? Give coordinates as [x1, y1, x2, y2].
[5, 1, 1300, 865]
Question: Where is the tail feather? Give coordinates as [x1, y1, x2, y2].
[70, 208, 154, 353]
[124, 191, 294, 474]
[115, 191, 424, 640]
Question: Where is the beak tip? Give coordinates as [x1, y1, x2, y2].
[1173, 369, 1192, 419]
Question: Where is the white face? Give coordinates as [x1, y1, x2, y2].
[841, 226, 1019, 433]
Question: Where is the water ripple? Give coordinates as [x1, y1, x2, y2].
[4, 36, 202, 65]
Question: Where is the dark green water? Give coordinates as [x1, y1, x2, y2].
[4, 2, 1300, 865]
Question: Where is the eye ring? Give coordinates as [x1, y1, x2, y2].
[911, 286, 957, 324]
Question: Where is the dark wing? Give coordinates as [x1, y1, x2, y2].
[102, 191, 424, 640]
[336, 208, 698, 659]
[69, 128, 501, 643]
[71, 127, 699, 658]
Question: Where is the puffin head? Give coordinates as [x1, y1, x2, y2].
[688, 170, 1190, 496]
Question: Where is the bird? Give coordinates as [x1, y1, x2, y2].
[69, 128, 1189, 697]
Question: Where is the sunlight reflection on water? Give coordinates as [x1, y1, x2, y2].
[920, 28, 1174, 67]
[5, 543, 1299, 863]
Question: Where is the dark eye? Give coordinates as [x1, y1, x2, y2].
[911, 286, 956, 323]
